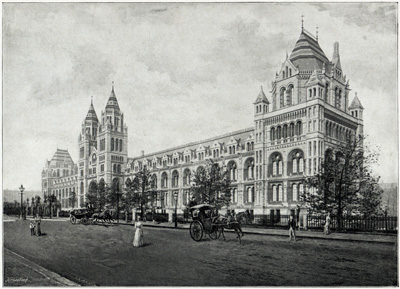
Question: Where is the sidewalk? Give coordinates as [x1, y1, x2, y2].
[121, 219, 398, 244]
[4, 248, 79, 286]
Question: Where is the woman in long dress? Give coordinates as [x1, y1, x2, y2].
[133, 217, 144, 247]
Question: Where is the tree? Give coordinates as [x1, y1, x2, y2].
[97, 179, 107, 211]
[125, 167, 157, 220]
[301, 135, 382, 230]
[47, 194, 57, 218]
[190, 159, 231, 210]
[69, 190, 77, 208]
[86, 181, 99, 209]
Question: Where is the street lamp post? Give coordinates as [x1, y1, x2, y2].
[173, 191, 178, 228]
[18, 184, 25, 220]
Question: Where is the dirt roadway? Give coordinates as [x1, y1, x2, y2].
[3, 219, 398, 286]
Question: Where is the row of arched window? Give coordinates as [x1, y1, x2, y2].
[113, 163, 122, 173]
[270, 121, 302, 141]
[111, 138, 123, 152]
[271, 183, 304, 202]
[269, 150, 305, 177]
[325, 121, 354, 142]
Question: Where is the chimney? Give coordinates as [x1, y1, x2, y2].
[141, 150, 145, 157]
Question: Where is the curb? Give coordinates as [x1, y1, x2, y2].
[4, 248, 81, 286]
[138, 223, 397, 244]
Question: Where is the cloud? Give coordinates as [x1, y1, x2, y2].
[312, 3, 397, 34]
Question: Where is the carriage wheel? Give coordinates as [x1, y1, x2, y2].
[208, 226, 221, 240]
[70, 215, 76, 225]
[190, 221, 203, 242]
[81, 217, 88, 225]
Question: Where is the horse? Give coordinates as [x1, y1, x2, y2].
[218, 210, 252, 243]
[93, 209, 114, 223]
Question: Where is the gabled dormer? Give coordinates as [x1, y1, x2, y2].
[278, 57, 298, 81]
[305, 67, 326, 100]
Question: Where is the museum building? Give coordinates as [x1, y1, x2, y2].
[41, 26, 364, 219]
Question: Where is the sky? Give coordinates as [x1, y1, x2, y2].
[2, 2, 398, 191]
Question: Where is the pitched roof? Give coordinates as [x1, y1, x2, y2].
[85, 99, 98, 122]
[349, 93, 364, 109]
[105, 85, 121, 111]
[289, 29, 329, 71]
[49, 149, 75, 167]
[306, 68, 325, 87]
[254, 86, 270, 104]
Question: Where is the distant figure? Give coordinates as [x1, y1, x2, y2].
[35, 214, 42, 236]
[133, 217, 144, 247]
[29, 222, 35, 236]
[324, 213, 331, 235]
[288, 215, 296, 241]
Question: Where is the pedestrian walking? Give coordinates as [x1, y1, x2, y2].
[35, 214, 42, 236]
[324, 212, 331, 235]
[133, 217, 144, 247]
[29, 222, 35, 236]
[288, 215, 296, 241]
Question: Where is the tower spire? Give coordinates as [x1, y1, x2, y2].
[112, 81, 114, 92]
[316, 25, 319, 42]
[301, 14, 304, 31]
[91, 95, 93, 105]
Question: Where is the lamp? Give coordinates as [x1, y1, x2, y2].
[173, 191, 178, 228]
[18, 184, 25, 220]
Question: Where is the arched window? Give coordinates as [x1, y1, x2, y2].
[286, 85, 293, 106]
[278, 185, 283, 201]
[299, 183, 304, 196]
[293, 184, 298, 201]
[277, 126, 282, 139]
[273, 161, 277, 176]
[278, 161, 283, 175]
[292, 158, 297, 173]
[111, 138, 114, 151]
[183, 169, 191, 186]
[244, 159, 254, 180]
[161, 172, 168, 188]
[283, 124, 288, 138]
[115, 138, 119, 151]
[272, 185, 277, 201]
[172, 170, 179, 187]
[117, 164, 121, 173]
[296, 121, 302, 135]
[270, 127, 275, 141]
[120, 139, 123, 152]
[299, 158, 304, 173]
[289, 123, 295, 137]
[280, 88, 286, 108]
[325, 83, 329, 103]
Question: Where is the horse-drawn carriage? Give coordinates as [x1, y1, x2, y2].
[69, 208, 93, 225]
[189, 204, 250, 243]
[69, 208, 114, 225]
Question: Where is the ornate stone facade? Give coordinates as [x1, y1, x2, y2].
[42, 26, 364, 217]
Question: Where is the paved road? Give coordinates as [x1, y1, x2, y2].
[3, 219, 398, 286]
